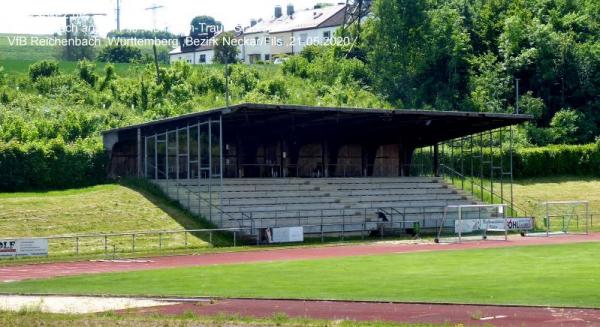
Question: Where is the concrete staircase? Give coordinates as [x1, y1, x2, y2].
[152, 177, 486, 235]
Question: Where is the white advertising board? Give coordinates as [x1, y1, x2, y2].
[0, 239, 48, 258]
[455, 218, 533, 234]
[270, 227, 304, 243]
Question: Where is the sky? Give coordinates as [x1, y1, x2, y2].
[0, 0, 329, 36]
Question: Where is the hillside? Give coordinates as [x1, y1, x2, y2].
[0, 34, 158, 76]
[0, 34, 56, 61]
[0, 183, 212, 255]
[511, 177, 600, 218]
[0, 33, 168, 62]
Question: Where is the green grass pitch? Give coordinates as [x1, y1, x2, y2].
[1, 242, 599, 308]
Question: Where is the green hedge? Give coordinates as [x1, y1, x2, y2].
[513, 143, 600, 178]
[438, 142, 600, 178]
[0, 139, 108, 191]
[0, 138, 598, 192]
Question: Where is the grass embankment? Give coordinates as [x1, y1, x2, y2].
[511, 177, 600, 214]
[2, 243, 599, 308]
[448, 176, 600, 230]
[0, 181, 218, 256]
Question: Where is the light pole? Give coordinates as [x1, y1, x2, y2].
[225, 61, 230, 109]
[515, 78, 520, 114]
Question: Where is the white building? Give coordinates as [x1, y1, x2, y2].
[169, 45, 214, 65]
[170, 3, 347, 65]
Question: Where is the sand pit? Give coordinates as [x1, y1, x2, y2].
[0, 295, 178, 314]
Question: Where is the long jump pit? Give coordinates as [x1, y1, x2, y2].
[0, 295, 177, 314]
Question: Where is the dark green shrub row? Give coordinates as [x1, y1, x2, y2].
[0, 139, 108, 191]
[438, 142, 600, 178]
[513, 143, 600, 178]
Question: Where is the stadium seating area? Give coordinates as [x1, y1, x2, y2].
[153, 177, 482, 235]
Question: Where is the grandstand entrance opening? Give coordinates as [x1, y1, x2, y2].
[523, 201, 590, 237]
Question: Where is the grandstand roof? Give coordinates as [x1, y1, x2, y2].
[104, 103, 532, 147]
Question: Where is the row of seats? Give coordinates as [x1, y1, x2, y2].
[153, 177, 484, 233]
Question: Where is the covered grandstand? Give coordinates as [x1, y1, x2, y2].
[103, 103, 531, 239]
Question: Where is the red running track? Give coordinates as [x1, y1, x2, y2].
[132, 299, 600, 327]
[1, 233, 599, 282]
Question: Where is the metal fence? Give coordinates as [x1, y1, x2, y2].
[3, 228, 243, 259]
[3, 211, 597, 259]
[1, 221, 423, 259]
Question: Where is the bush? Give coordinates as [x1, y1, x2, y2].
[100, 64, 116, 91]
[192, 69, 226, 94]
[337, 58, 371, 85]
[550, 109, 597, 144]
[0, 86, 11, 104]
[97, 43, 143, 63]
[256, 78, 289, 99]
[229, 65, 259, 93]
[282, 56, 309, 78]
[0, 66, 6, 85]
[33, 74, 96, 105]
[77, 60, 98, 87]
[512, 143, 600, 177]
[160, 61, 193, 93]
[0, 139, 108, 191]
[300, 45, 327, 62]
[29, 60, 59, 82]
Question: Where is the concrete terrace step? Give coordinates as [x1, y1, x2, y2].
[193, 200, 480, 217]
[175, 188, 457, 200]
[182, 192, 466, 206]
[203, 207, 485, 219]
[152, 177, 487, 231]
[162, 183, 446, 193]
[155, 177, 441, 186]
[216, 195, 464, 206]
[163, 184, 449, 196]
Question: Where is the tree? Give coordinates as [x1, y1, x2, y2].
[468, 53, 511, 113]
[97, 43, 143, 63]
[417, 5, 472, 110]
[213, 32, 239, 64]
[107, 29, 177, 40]
[366, 0, 429, 107]
[366, 0, 474, 110]
[519, 92, 545, 119]
[190, 16, 223, 40]
[550, 109, 596, 144]
[58, 17, 97, 61]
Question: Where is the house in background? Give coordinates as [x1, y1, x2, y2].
[265, 4, 346, 59]
[169, 46, 214, 65]
[169, 36, 216, 64]
[169, 3, 347, 65]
